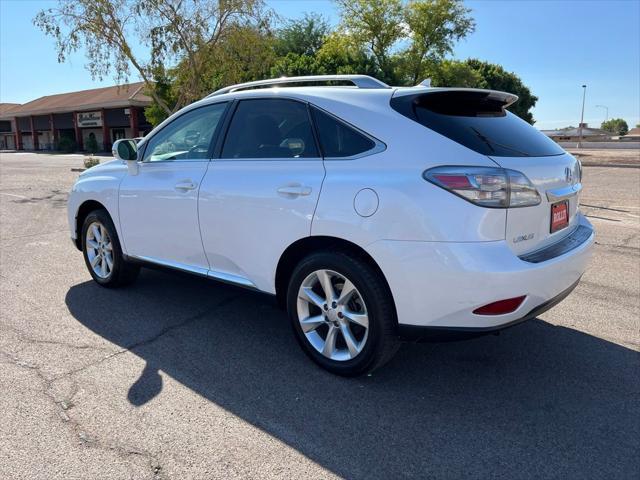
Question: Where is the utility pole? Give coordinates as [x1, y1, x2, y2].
[577, 84, 587, 148]
[596, 104, 609, 123]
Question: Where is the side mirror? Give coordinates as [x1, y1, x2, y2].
[112, 139, 139, 175]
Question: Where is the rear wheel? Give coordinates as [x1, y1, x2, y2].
[82, 209, 139, 287]
[287, 251, 399, 376]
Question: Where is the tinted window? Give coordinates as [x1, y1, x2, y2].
[311, 107, 375, 157]
[391, 92, 564, 157]
[222, 99, 318, 159]
[142, 103, 227, 162]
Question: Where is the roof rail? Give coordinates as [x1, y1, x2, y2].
[207, 75, 390, 97]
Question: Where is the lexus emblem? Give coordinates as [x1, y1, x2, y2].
[565, 167, 573, 184]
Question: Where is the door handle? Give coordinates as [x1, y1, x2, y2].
[175, 181, 197, 191]
[277, 185, 312, 197]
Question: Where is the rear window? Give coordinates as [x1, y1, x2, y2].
[311, 107, 376, 158]
[391, 91, 564, 157]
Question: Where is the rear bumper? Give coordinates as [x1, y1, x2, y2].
[398, 278, 580, 342]
[366, 213, 594, 330]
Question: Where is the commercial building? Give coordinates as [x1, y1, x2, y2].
[622, 127, 640, 141]
[0, 103, 20, 150]
[541, 123, 614, 143]
[0, 82, 153, 152]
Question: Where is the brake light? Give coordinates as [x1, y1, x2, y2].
[473, 296, 526, 315]
[432, 174, 471, 189]
[424, 166, 541, 208]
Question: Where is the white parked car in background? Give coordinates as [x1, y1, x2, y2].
[68, 75, 594, 376]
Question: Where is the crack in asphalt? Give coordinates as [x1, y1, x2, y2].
[2, 349, 164, 479]
[1, 292, 244, 480]
[1, 228, 69, 241]
[56, 292, 243, 381]
[1, 324, 115, 353]
[580, 203, 631, 213]
[594, 241, 640, 254]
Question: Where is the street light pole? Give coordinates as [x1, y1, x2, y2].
[596, 104, 609, 123]
[577, 84, 587, 148]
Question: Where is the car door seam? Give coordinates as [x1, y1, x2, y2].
[310, 159, 328, 236]
[116, 168, 130, 255]
[197, 159, 214, 270]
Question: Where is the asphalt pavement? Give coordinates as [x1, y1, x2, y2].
[1, 151, 638, 479]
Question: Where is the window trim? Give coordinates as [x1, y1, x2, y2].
[309, 104, 386, 161]
[216, 97, 322, 162]
[212, 96, 385, 162]
[137, 101, 230, 163]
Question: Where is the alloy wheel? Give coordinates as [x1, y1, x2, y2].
[296, 269, 369, 361]
[85, 221, 113, 279]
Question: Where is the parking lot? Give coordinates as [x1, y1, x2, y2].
[1, 151, 638, 479]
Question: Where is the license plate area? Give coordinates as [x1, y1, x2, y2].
[550, 200, 569, 233]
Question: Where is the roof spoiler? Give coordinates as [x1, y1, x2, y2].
[395, 86, 519, 109]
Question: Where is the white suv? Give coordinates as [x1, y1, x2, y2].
[68, 75, 594, 376]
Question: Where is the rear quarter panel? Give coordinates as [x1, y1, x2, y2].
[306, 93, 507, 245]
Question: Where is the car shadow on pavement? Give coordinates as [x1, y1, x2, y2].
[65, 268, 639, 479]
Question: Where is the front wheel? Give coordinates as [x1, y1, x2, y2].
[82, 209, 139, 287]
[287, 251, 399, 376]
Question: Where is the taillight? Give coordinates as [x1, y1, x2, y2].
[473, 296, 526, 315]
[423, 166, 541, 208]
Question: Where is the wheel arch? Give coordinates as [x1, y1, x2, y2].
[274, 236, 397, 318]
[74, 200, 109, 250]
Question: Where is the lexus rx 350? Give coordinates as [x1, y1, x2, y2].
[67, 75, 594, 376]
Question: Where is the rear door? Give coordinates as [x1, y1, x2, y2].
[198, 98, 325, 291]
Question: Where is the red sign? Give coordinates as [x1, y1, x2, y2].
[550, 201, 569, 233]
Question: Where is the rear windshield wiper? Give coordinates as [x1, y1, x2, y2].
[470, 127, 531, 157]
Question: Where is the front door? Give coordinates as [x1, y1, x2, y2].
[199, 98, 325, 291]
[119, 102, 228, 272]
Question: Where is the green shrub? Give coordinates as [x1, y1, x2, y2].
[83, 155, 100, 169]
[57, 137, 76, 153]
[85, 134, 99, 153]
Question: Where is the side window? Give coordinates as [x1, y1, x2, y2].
[311, 107, 375, 158]
[142, 103, 227, 162]
[221, 99, 319, 159]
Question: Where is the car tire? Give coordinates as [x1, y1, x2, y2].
[287, 250, 400, 376]
[81, 209, 140, 288]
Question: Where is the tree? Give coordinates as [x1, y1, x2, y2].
[270, 31, 377, 78]
[464, 59, 538, 124]
[315, 32, 378, 76]
[144, 23, 276, 126]
[335, 0, 474, 85]
[335, 0, 404, 83]
[34, 0, 272, 117]
[402, 0, 475, 84]
[601, 118, 629, 136]
[274, 13, 330, 57]
[143, 65, 177, 127]
[426, 59, 484, 88]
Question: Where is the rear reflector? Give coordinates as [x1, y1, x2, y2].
[473, 296, 526, 315]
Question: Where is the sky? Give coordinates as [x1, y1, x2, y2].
[1, 0, 638, 130]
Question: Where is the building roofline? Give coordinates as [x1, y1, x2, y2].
[1, 99, 150, 120]
[0, 82, 152, 120]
